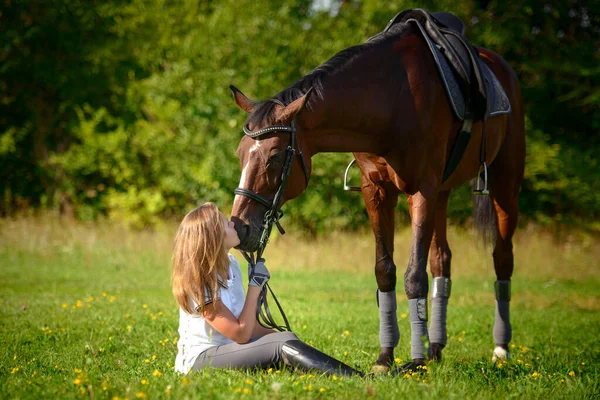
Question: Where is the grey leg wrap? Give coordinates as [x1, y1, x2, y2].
[429, 277, 451, 346]
[377, 290, 400, 348]
[493, 280, 512, 347]
[408, 298, 429, 360]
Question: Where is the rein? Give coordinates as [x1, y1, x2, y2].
[234, 119, 309, 332]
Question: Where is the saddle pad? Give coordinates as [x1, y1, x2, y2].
[414, 21, 511, 120]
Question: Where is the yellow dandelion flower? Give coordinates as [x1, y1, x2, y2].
[136, 392, 147, 398]
[73, 378, 82, 386]
[510, 344, 516, 348]
[569, 371, 575, 377]
[153, 370, 162, 377]
[76, 300, 83, 308]
[458, 337, 463, 342]
[158, 311, 164, 316]
[243, 388, 251, 394]
[62, 304, 68, 309]
[109, 296, 116, 303]
[152, 355, 157, 360]
[74, 368, 82, 374]
[181, 376, 190, 385]
[102, 292, 108, 297]
[267, 368, 273, 373]
[401, 313, 407, 319]
[532, 372, 540, 378]
[11, 367, 19, 374]
[86, 296, 94, 302]
[141, 379, 149, 385]
[143, 304, 148, 309]
[343, 330, 350, 336]
[245, 379, 253, 385]
[99, 347, 104, 352]
[302, 325, 307, 329]
[320, 387, 326, 392]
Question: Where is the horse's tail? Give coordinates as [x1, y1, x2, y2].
[471, 178, 497, 247]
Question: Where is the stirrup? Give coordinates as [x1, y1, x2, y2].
[343, 159, 361, 192]
[473, 162, 489, 195]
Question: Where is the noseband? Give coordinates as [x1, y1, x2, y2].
[234, 119, 309, 259]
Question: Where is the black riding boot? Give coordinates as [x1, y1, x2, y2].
[282, 340, 363, 377]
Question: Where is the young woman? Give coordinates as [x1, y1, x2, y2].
[172, 202, 362, 376]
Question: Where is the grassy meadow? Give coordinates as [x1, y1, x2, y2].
[1, 215, 599, 399]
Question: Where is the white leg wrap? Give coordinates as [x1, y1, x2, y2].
[408, 298, 429, 360]
[429, 277, 451, 346]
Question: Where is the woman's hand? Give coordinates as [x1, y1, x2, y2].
[248, 258, 270, 289]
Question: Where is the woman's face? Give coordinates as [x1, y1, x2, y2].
[221, 212, 241, 250]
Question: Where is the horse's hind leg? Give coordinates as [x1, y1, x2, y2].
[486, 121, 524, 361]
[359, 172, 400, 373]
[428, 191, 452, 361]
[488, 181, 520, 361]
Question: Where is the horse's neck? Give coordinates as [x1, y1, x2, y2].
[302, 125, 387, 155]
[298, 48, 409, 156]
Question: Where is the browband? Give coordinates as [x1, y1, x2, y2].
[243, 124, 294, 138]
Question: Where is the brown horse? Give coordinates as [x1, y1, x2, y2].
[230, 13, 525, 374]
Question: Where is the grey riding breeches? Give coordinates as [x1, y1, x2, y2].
[192, 331, 299, 371]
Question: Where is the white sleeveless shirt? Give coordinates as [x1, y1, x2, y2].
[175, 254, 245, 374]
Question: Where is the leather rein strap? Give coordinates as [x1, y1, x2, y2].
[234, 119, 309, 332]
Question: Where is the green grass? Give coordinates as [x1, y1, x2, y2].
[1, 216, 599, 399]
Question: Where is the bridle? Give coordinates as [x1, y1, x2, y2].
[233, 118, 310, 332]
[234, 119, 309, 260]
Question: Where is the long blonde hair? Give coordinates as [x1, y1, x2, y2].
[172, 203, 230, 314]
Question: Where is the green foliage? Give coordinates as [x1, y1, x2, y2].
[1, 0, 599, 231]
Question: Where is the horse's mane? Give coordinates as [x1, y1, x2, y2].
[246, 22, 413, 127]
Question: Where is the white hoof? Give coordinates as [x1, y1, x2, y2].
[492, 346, 510, 362]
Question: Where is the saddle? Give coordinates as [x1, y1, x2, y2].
[370, 9, 511, 121]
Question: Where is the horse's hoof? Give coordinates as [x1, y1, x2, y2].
[370, 364, 390, 375]
[492, 346, 510, 362]
[390, 359, 427, 376]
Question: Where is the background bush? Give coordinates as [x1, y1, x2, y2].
[1, 0, 598, 232]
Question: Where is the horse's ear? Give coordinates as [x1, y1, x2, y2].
[277, 87, 314, 123]
[230, 85, 255, 114]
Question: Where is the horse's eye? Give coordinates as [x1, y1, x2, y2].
[267, 152, 284, 167]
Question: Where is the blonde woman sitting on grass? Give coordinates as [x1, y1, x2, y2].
[172, 202, 362, 377]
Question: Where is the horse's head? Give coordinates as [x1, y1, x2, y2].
[230, 85, 313, 252]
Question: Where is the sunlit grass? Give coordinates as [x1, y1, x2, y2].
[1, 215, 599, 399]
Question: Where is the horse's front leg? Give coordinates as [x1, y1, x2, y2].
[360, 173, 400, 374]
[428, 191, 452, 362]
[403, 190, 437, 369]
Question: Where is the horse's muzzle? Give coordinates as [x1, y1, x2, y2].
[232, 219, 260, 252]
